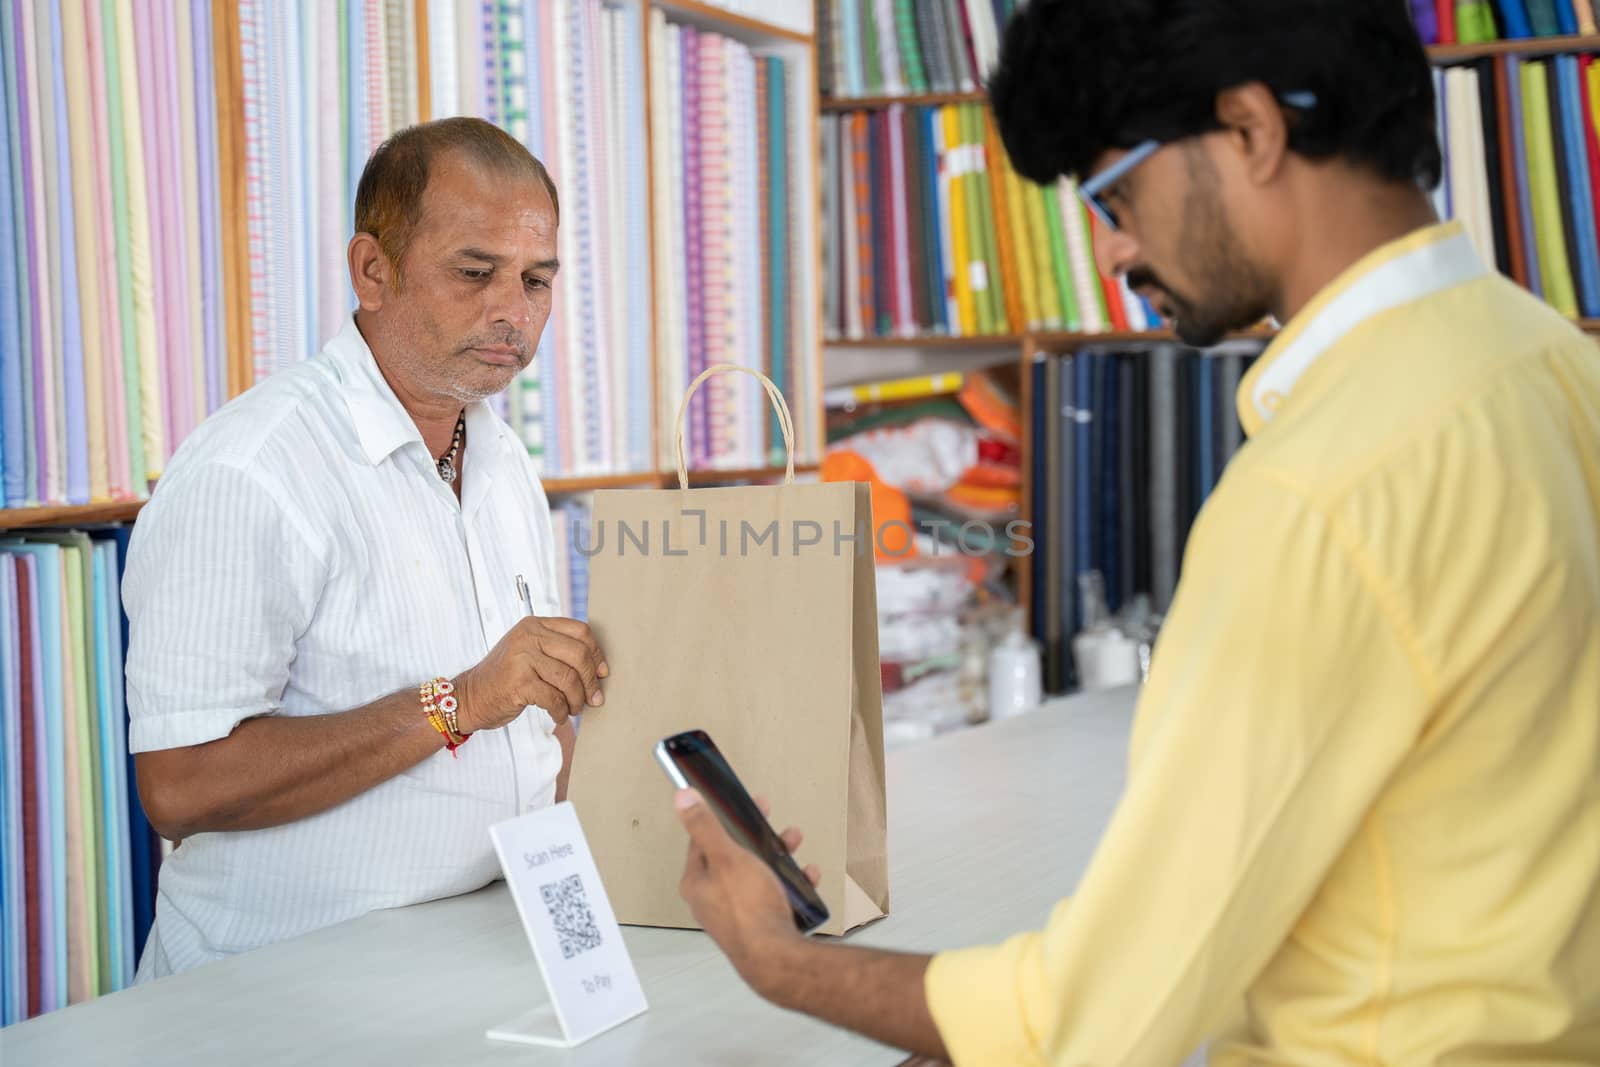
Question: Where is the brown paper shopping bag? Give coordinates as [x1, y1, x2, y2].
[568, 365, 889, 936]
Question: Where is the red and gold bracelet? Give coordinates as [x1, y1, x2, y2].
[421, 677, 469, 755]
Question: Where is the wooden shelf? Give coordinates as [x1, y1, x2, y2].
[827, 333, 1025, 349]
[820, 90, 988, 112]
[542, 472, 662, 494]
[543, 464, 821, 494]
[814, 37, 1600, 113]
[0, 499, 147, 530]
[826, 319, 1600, 356]
[824, 327, 1269, 351]
[0, 465, 827, 525]
[1031, 324, 1279, 351]
[1427, 33, 1600, 63]
[680, 463, 819, 485]
[651, 0, 812, 44]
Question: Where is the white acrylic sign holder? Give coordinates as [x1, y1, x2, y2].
[486, 802, 648, 1048]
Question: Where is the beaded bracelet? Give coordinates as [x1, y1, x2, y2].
[421, 677, 469, 755]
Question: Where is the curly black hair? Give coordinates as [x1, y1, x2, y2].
[988, 0, 1442, 190]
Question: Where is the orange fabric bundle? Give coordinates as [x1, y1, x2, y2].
[821, 451, 918, 561]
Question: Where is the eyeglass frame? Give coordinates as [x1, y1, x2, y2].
[1077, 90, 1319, 231]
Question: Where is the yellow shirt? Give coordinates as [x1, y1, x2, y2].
[925, 222, 1600, 1065]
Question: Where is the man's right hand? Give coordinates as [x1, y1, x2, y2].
[453, 616, 609, 733]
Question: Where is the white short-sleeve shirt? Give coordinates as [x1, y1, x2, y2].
[124, 315, 565, 980]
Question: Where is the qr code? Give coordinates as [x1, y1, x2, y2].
[540, 873, 603, 960]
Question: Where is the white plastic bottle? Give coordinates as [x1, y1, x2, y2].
[989, 625, 1043, 721]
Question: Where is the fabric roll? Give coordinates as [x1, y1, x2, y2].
[4, 2, 39, 506]
[553, 0, 581, 472]
[1148, 347, 1180, 613]
[0, 562, 18, 1023]
[1507, 56, 1546, 298]
[427, 0, 458, 118]
[116, 0, 163, 476]
[277, 0, 305, 366]
[647, 10, 674, 467]
[81, 0, 132, 500]
[573, 0, 603, 472]
[172, 0, 207, 437]
[841, 111, 861, 338]
[366, 0, 388, 150]
[589, 1, 618, 472]
[12, 555, 42, 1016]
[138, 0, 180, 456]
[20, 1, 57, 503]
[302, 1, 321, 355]
[160, 0, 190, 426]
[664, 21, 687, 470]
[0, 0, 28, 506]
[59, 0, 109, 503]
[240, 0, 271, 382]
[540, 0, 566, 474]
[12, 554, 52, 1014]
[263, 0, 293, 377]
[54, 555, 87, 1004]
[625, 9, 651, 473]
[102, 0, 145, 491]
[31, 546, 65, 1015]
[48, 0, 90, 505]
[192, 0, 224, 415]
[316, 0, 344, 349]
[453, 0, 479, 119]
[210, 0, 249, 401]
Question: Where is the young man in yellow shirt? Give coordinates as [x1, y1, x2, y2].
[671, 0, 1600, 1062]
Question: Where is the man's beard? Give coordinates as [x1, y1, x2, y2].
[1130, 153, 1273, 349]
[446, 332, 534, 401]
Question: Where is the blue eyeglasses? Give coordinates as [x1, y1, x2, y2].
[1077, 90, 1318, 231]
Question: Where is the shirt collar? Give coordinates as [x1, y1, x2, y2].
[322, 315, 519, 517]
[323, 314, 428, 466]
[325, 313, 508, 471]
[1238, 221, 1488, 437]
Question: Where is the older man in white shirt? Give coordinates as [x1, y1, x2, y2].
[121, 118, 607, 979]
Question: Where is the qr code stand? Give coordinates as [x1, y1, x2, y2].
[541, 873, 604, 960]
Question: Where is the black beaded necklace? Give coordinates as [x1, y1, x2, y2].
[436, 413, 465, 484]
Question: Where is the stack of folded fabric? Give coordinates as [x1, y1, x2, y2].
[823, 369, 1022, 745]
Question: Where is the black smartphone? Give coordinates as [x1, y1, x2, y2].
[654, 729, 830, 933]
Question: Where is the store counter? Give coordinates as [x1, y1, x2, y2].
[2, 687, 1141, 1066]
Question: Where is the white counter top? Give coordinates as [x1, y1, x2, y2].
[2, 688, 1141, 1066]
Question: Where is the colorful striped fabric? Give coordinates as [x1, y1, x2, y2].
[2, 531, 158, 1025]
[646, 19, 811, 473]
[1, 4, 810, 497]
[821, 103, 1162, 342]
[821, 0, 1011, 97]
[0, 0, 25, 507]
[619, 10, 652, 474]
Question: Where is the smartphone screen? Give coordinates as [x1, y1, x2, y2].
[655, 730, 830, 933]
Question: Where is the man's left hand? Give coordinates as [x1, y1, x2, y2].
[674, 788, 948, 1059]
[674, 788, 818, 997]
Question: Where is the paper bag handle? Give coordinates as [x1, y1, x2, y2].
[673, 364, 797, 490]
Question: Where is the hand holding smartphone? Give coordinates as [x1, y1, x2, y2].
[655, 730, 830, 933]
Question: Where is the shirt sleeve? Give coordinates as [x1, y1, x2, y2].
[924, 468, 1434, 1066]
[123, 461, 327, 752]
